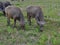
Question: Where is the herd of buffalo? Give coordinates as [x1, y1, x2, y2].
[0, 1, 45, 32]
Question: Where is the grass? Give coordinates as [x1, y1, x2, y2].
[0, 0, 60, 45]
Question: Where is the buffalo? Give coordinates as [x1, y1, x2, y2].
[11, 0, 24, 1]
[5, 6, 25, 30]
[0, 1, 11, 16]
[26, 6, 45, 32]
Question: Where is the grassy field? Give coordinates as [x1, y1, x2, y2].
[0, 0, 60, 45]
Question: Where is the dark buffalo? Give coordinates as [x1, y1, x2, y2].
[5, 6, 25, 29]
[0, 2, 4, 11]
[11, 0, 17, 1]
[11, 0, 24, 1]
[21, 0, 25, 1]
[0, 1, 11, 16]
[26, 6, 45, 32]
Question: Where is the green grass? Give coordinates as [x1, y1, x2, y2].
[0, 0, 60, 45]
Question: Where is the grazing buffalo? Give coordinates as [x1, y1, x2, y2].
[26, 6, 45, 32]
[5, 6, 25, 30]
[0, 1, 11, 16]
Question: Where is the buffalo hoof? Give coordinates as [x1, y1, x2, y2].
[22, 27, 25, 31]
[40, 30, 43, 32]
[6, 24, 10, 26]
[13, 26, 16, 28]
[29, 23, 31, 26]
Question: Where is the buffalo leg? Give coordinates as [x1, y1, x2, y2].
[13, 19, 16, 27]
[27, 13, 31, 25]
[28, 16, 31, 25]
[3, 11, 5, 16]
[7, 17, 10, 26]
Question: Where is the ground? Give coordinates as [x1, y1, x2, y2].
[0, 0, 60, 45]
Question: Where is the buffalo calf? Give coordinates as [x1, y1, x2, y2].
[5, 6, 25, 30]
[26, 6, 45, 32]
